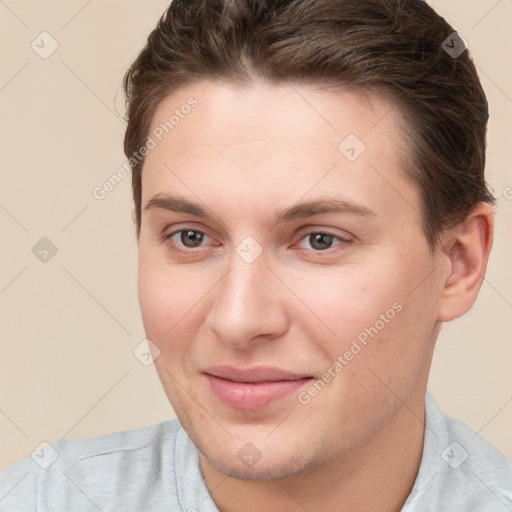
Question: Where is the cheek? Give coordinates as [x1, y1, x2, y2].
[137, 250, 219, 362]
[137, 253, 192, 341]
[303, 267, 437, 430]
[289, 264, 404, 343]
[298, 257, 437, 370]
[137, 257, 169, 339]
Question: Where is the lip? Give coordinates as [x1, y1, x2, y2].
[203, 366, 313, 410]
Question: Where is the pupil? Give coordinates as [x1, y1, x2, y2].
[311, 233, 332, 250]
[182, 230, 204, 247]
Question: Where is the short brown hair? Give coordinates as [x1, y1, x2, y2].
[123, 0, 495, 246]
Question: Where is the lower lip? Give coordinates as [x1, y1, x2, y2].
[205, 374, 312, 410]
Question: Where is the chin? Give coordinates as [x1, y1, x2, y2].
[200, 446, 315, 482]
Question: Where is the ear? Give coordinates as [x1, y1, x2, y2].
[437, 202, 494, 322]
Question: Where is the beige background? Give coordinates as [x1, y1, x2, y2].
[0, 0, 511, 471]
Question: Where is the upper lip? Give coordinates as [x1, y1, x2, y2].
[204, 366, 313, 383]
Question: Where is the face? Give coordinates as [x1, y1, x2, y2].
[137, 81, 443, 480]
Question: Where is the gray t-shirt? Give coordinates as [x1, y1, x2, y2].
[1, 393, 511, 511]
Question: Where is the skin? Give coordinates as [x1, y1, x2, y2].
[137, 80, 493, 511]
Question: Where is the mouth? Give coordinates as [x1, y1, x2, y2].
[203, 366, 314, 411]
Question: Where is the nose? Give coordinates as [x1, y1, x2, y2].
[205, 250, 289, 350]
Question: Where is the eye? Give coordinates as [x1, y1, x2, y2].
[162, 228, 351, 255]
[297, 231, 350, 252]
[164, 229, 212, 250]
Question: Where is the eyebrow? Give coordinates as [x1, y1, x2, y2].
[144, 194, 377, 224]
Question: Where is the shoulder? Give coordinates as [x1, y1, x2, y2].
[52, 416, 180, 460]
[0, 418, 182, 511]
[440, 406, 512, 506]
[403, 394, 512, 511]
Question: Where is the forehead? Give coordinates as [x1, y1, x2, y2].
[141, 80, 420, 224]
[147, 80, 407, 154]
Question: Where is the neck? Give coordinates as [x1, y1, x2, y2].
[200, 386, 427, 512]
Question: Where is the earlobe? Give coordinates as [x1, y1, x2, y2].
[437, 203, 494, 322]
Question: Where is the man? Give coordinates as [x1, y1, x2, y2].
[1, 0, 511, 510]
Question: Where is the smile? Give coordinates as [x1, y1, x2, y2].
[203, 366, 314, 410]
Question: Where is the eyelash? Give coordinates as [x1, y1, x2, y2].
[161, 228, 352, 255]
